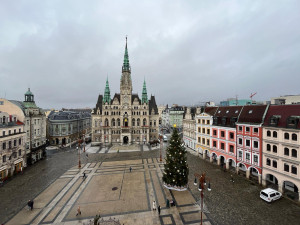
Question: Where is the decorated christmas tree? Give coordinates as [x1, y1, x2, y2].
[163, 125, 189, 191]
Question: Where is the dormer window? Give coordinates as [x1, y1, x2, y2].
[213, 117, 218, 125]
[218, 110, 221, 114]
[235, 110, 238, 113]
[269, 116, 280, 127]
[230, 117, 238, 127]
[222, 117, 227, 126]
[226, 110, 229, 114]
[249, 110, 253, 114]
[286, 116, 299, 129]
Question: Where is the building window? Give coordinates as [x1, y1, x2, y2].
[229, 132, 234, 139]
[246, 153, 250, 160]
[238, 138, 243, 145]
[267, 130, 271, 137]
[273, 160, 277, 168]
[273, 131, 277, 138]
[221, 131, 225, 137]
[254, 155, 258, 163]
[207, 129, 210, 135]
[266, 158, 271, 166]
[273, 145, 277, 153]
[202, 128, 205, 134]
[202, 138, 205, 144]
[284, 132, 289, 140]
[207, 139, 210, 146]
[229, 145, 234, 153]
[2, 155, 6, 162]
[239, 151, 242, 158]
[14, 140, 17, 146]
[284, 147, 289, 156]
[198, 137, 201, 143]
[197, 119, 200, 123]
[213, 141, 217, 147]
[221, 143, 225, 150]
[19, 149, 21, 156]
[292, 149, 297, 158]
[19, 138, 22, 145]
[253, 128, 258, 133]
[292, 166, 297, 175]
[292, 133, 297, 141]
[284, 164, 289, 172]
[253, 141, 258, 148]
[246, 127, 250, 132]
[246, 140, 250, 147]
[213, 130, 217, 136]
[239, 126, 243, 132]
[267, 144, 271, 151]
[206, 120, 210, 124]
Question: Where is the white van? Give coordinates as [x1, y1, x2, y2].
[260, 188, 282, 202]
[163, 135, 168, 142]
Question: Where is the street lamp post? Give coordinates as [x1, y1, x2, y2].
[194, 172, 211, 225]
[77, 138, 81, 169]
[160, 128, 163, 162]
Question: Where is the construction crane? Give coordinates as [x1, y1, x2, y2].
[250, 92, 257, 101]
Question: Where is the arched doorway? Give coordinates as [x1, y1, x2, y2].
[265, 173, 279, 190]
[283, 181, 299, 200]
[249, 167, 259, 183]
[123, 136, 129, 144]
[62, 138, 66, 145]
[237, 163, 247, 177]
[56, 138, 59, 145]
[211, 153, 218, 164]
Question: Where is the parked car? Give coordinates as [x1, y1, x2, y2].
[163, 135, 168, 142]
[260, 188, 282, 202]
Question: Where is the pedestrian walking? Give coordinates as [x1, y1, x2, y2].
[76, 206, 81, 216]
[158, 205, 161, 215]
[230, 175, 234, 183]
[152, 200, 156, 210]
[129, 167, 132, 172]
[83, 172, 86, 180]
[27, 200, 31, 210]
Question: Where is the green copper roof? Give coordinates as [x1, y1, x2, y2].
[122, 37, 130, 72]
[25, 88, 33, 96]
[103, 77, 111, 104]
[142, 79, 148, 104]
[23, 101, 38, 108]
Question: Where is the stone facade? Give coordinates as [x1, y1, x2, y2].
[0, 112, 26, 180]
[262, 105, 300, 200]
[91, 38, 159, 145]
[47, 110, 91, 146]
[0, 89, 46, 165]
[183, 107, 196, 150]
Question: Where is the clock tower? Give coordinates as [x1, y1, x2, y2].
[120, 37, 132, 108]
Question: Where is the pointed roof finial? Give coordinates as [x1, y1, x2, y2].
[122, 36, 130, 72]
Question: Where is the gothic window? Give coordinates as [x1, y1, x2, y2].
[292, 133, 297, 141]
[154, 120, 156, 126]
[117, 118, 120, 126]
[105, 119, 109, 126]
[132, 118, 135, 127]
[112, 118, 115, 127]
[267, 130, 271, 137]
[137, 118, 140, 126]
[266, 158, 271, 166]
[143, 118, 147, 126]
[273, 131, 277, 138]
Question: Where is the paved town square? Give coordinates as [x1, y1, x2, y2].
[1, 143, 300, 225]
[5, 152, 211, 225]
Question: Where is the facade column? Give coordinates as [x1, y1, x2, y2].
[236, 166, 239, 174]
[226, 161, 229, 170]
[246, 169, 250, 179]
[278, 183, 283, 193]
[258, 174, 262, 185]
[217, 157, 221, 166]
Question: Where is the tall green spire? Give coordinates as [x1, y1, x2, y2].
[122, 37, 130, 72]
[103, 77, 111, 104]
[142, 79, 148, 104]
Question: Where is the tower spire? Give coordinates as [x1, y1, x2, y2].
[103, 77, 111, 104]
[142, 78, 148, 104]
[122, 36, 130, 72]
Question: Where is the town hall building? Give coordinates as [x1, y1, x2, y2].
[91, 38, 159, 145]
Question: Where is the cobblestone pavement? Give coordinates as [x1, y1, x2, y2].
[1, 145, 300, 225]
[186, 148, 300, 225]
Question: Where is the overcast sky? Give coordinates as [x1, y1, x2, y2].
[1, 0, 300, 109]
